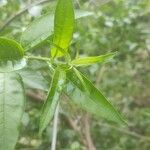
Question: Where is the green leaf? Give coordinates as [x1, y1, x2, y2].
[51, 0, 75, 57]
[21, 10, 93, 51]
[18, 60, 50, 91]
[0, 73, 25, 150]
[66, 68, 126, 124]
[39, 68, 66, 134]
[19, 68, 48, 91]
[71, 52, 116, 67]
[0, 37, 26, 72]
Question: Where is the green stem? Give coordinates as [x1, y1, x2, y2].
[48, 40, 72, 63]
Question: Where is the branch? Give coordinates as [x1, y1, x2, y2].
[0, 0, 51, 32]
[26, 90, 45, 102]
[99, 122, 150, 141]
[64, 115, 87, 147]
[83, 114, 96, 150]
[51, 103, 60, 150]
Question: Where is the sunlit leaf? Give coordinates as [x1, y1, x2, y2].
[0, 37, 26, 72]
[21, 10, 93, 51]
[51, 0, 75, 57]
[0, 73, 25, 150]
[39, 68, 66, 134]
[66, 68, 126, 124]
[71, 52, 116, 66]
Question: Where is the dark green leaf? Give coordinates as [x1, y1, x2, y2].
[66, 68, 126, 124]
[0, 73, 25, 150]
[0, 37, 26, 72]
[21, 10, 93, 51]
[71, 52, 116, 66]
[39, 68, 66, 134]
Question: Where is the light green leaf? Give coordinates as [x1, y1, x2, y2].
[71, 52, 116, 67]
[0, 73, 25, 150]
[51, 0, 75, 57]
[21, 10, 93, 51]
[0, 37, 26, 72]
[39, 68, 66, 134]
[66, 68, 126, 124]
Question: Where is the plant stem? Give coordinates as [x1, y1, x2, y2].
[0, 0, 51, 32]
[51, 103, 59, 150]
[26, 55, 51, 61]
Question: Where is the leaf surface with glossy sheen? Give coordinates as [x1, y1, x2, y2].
[51, 0, 75, 57]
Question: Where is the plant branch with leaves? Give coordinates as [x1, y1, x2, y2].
[0, 0, 126, 149]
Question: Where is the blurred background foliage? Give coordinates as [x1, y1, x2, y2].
[0, 0, 150, 149]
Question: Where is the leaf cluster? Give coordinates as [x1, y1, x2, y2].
[0, 0, 126, 149]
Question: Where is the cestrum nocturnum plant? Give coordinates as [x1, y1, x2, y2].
[0, 0, 126, 149]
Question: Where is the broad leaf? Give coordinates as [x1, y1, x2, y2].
[66, 68, 125, 124]
[39, 68, 66, 134]
[21, 10, 93, 51]
[19, 69, 48, 91]
[0, 37, 26, 72]
[51, 0, 75, 57]
[71, 52, 116, 66]
[0, 73, 25, 150]
[18, 60, 50, 90]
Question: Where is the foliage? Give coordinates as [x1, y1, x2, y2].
[0, 0, 150, 150]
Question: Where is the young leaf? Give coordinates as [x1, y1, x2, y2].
[66, 68, 126, 124]
[71, 52, 116, 67]
[0, 37, 26, 72]
[39, 68, 66, 134]
[51, 0, 75, 57]
[0, 73, 25, 150]
[21, 10, 92, 51]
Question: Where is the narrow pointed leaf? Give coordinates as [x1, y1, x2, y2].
[21, 10, 92, 51]
[0, 73, 25, 150]
[66, 69, 125, 124]
[39, 68, 66, 134]
[72, 52, 116, 67]
[0, 37, 26, 72]
[51, 0, 75, 57]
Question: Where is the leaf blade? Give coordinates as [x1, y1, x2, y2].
[51, 0, 75, 57]
[71, 52, 116, 67]
[66, 68, 125, 124]
[0, 73, 25, 150]
[0, 37, 26, 72]
[39, 68, 66, 134]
